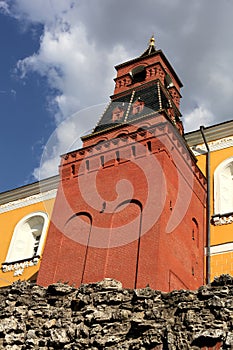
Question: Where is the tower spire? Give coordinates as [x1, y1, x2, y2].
[140, 34, 157, 57]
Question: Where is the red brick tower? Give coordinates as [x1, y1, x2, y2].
[37, 37, 206, 291]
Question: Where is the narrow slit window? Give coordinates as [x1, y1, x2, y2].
[100, 156, 104, 167]
[192, 229, 195, 240]
[132, 145, 136, 157]
[116, 151, 120, 162]
[191, 218, 199, 247]
[147, 141, 152, 152]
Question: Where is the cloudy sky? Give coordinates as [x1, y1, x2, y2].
[0, 0, 233, 192]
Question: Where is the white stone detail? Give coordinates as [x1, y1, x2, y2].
[14, 269, 24, 277]
[191, 136, 233, 156]
[209, 242, 233, 255]
[2, 257, 39, 275]
[212, 215, 233, 226]
[0, 189, 57, 213]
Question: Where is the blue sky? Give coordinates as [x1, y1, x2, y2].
[0, 13, 52, 191]
[0, 0, 233, 193]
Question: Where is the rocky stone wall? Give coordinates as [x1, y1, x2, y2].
[0, 275, 233, 349]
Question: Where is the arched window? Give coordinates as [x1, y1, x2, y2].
[130, 65, 146, 83]
[5, 212, 49, 263]
[64, 212, 92, 245]
[105, 200, 142, 288]
[116, 133, 128, 141]
[64, 212, 92, 283]
[214, 157, 233, 214]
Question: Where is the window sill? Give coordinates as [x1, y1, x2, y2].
[1, 255, 40, 276]
[211, 213, 233, 226]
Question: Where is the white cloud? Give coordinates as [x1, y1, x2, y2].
[8, 0, 129, 179]
[33, 103, 106, 180]
[8, 0, 75, 24]
[184, 105, 214, 132]
[3, 0, 233, 181]
[0, 1, 9, 14]
[16, 16, 129, 122]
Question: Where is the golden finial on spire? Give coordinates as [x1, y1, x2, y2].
[146, 34, 156, 55]
[140, 34, 157, 57]
[149, 34, 155, 48]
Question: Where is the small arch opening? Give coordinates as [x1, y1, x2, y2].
[131, 65, 146, 83]
[116, 133, 128, 141]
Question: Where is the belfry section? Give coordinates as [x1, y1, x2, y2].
[37, 37, 207, 291]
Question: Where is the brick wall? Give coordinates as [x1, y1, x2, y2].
[38, 115, 206, 291]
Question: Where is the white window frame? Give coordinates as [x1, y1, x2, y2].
[5, 211, 49, 263]
[214, 157, 233, 215]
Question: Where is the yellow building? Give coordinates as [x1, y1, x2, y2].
[0, 176, 58, 287]
[186, 120, 233, 282]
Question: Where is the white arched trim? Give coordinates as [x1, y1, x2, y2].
[5, 211, 49, 263]
[214, 157, 233, 215]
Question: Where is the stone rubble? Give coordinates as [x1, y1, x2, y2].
[0, 275, 232, 349]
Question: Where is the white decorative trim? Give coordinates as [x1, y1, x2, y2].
[212, 214, 233, 226]
[91, 101, 111, 133]
[124, 90, 135, 121]
[2, 257, 39, 276]
[209, 242, 233, 255]
[0, 189, 57, 213]
[191, 136, 233, 156]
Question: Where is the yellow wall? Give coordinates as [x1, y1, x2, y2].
[195, 145, 233, 280]
[211, 251, 233, 281]
[0, 197, 55, 287]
